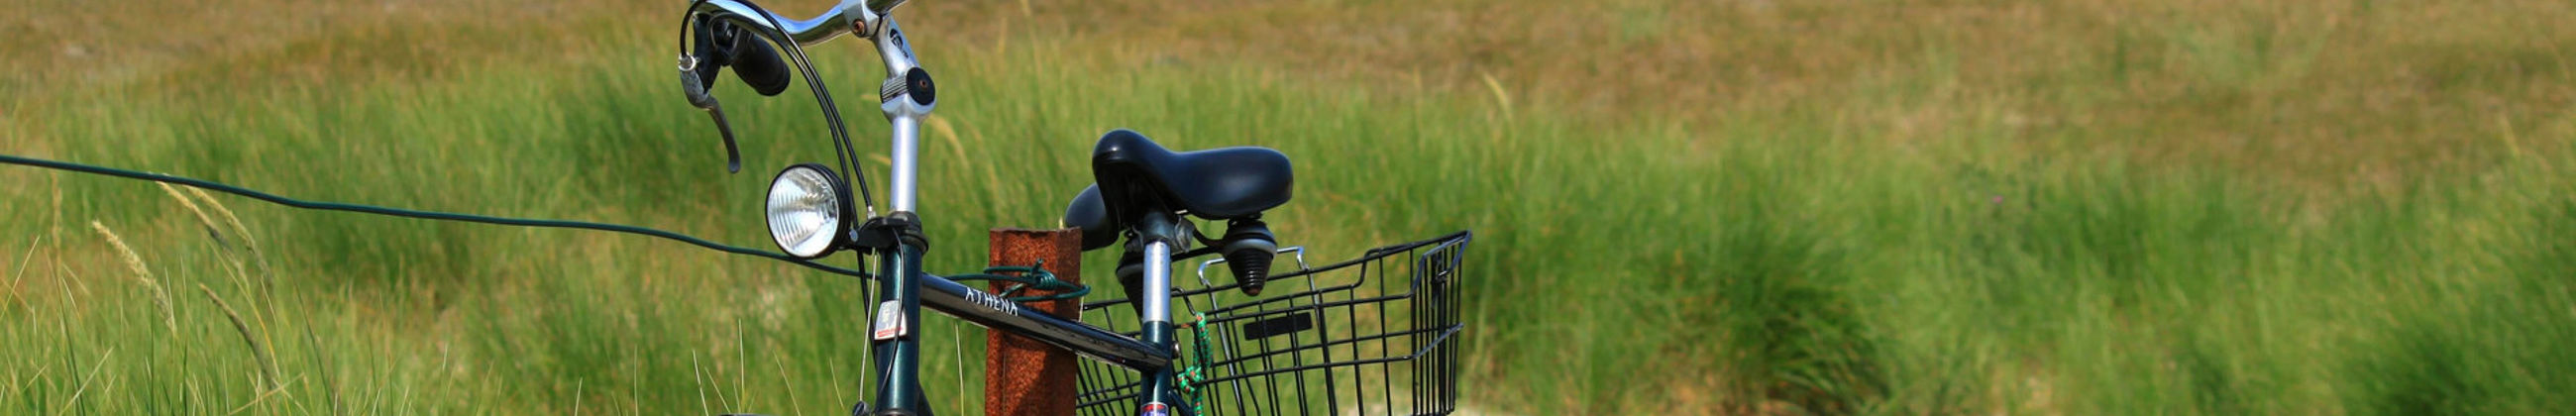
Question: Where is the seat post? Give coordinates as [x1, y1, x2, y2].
[1141, 240, 1173, 329]
[1130, 210, 1195, 415]
[1131, 210, 1188, 329]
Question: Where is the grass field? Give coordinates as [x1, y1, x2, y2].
[6, 0, 2576, 414]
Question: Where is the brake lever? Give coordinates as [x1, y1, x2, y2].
[707, 104, 744, 174]
[680, 55, 745, 173]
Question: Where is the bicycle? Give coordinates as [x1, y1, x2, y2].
[675, 1, 1469, 415]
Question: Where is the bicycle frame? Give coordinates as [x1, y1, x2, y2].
[685, 1, 1195, 415]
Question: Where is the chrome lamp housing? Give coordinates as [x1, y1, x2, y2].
[765, 163, 855, 259]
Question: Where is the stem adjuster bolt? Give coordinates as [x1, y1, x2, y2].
[905, 67, 935, 106]
[879, 67, 934, 106]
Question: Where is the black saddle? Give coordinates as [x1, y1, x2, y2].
[1063, 130, 1292, 250]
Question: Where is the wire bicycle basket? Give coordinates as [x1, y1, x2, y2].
[1075, 231, 1470, 416]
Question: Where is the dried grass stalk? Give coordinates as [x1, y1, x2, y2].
[157, 183, 229, 249]
[183, 186, 260, 258]
[88, 221, 176, 335]
[199, 284, 282, 391]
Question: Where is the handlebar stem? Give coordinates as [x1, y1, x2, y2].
[884, 112, 923, 213]
[873, 17, 930, 214]
[872, 18, 921, 76]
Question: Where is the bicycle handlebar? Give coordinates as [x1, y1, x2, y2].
[687, 0, 866, 47]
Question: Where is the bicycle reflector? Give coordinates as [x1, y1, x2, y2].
[766, 163, 854, 259]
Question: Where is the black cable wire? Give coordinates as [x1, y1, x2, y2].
[0, 155, 874, 279]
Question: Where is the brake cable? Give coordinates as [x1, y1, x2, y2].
[0, 155, 874, 279]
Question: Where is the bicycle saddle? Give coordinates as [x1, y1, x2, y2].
[1063, 129, 1292, 250]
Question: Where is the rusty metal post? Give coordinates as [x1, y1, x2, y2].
[985, 228, 1082, 416]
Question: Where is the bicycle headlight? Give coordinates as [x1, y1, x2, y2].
[765, 163, 853, 259]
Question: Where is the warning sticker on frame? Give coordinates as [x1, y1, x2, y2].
[871, 300, 907, 341]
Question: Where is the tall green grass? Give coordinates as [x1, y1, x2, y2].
[9, 2, 2576, 415]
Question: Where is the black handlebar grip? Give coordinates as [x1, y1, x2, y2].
[726, 36, 793, 96]
[693, 17, 791, 97]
